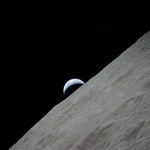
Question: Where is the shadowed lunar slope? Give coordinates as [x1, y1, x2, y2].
[10, 31, 150, 150]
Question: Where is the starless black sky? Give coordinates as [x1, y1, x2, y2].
[6, 2, 150, 149]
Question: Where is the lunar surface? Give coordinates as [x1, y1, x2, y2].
[10, 31, 150, 150]
[63, 78, 84, 94]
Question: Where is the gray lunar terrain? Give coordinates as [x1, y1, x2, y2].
[10, 31, 150, 150]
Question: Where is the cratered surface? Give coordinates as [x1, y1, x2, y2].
[10, 31, 150, 150]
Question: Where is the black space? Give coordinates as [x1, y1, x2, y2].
[5, 2, 150, 149]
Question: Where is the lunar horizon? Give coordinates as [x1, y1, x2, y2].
[9, 31, 150, 150]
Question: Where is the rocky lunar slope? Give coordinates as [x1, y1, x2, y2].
[10, 31, 150, 150]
